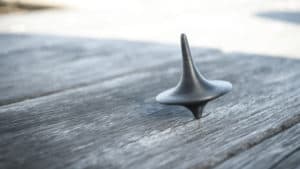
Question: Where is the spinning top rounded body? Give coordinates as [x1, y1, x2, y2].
[156, 34, 232, 119]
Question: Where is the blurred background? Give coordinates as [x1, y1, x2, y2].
[0, 0, 299, 57]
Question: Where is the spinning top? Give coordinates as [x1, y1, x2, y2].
[156, 34, 232, 119]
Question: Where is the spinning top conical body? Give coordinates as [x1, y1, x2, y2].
[156, 34, 232, 119]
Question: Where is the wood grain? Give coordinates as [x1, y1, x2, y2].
[0, 34, 300, 169]
[0, 33, 219, 106]
[215, 123, 300, 169]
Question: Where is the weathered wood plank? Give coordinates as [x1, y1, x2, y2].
[272, 149, 300, 169]
[215, 123, 300, 169]
[0, 33, 219, 106]
[0, 34, 300, 169]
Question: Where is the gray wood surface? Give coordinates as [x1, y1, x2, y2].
[216, 123, 300, 169]
[0, 33, 299, 169]
[0, 33, 218, 106]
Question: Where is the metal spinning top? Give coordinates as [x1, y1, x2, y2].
[156, 33, 232, 119]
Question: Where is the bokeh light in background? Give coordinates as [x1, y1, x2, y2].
[1, 0, 300, 57]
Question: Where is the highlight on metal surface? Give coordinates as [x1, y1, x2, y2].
[156, 33, 232, 119]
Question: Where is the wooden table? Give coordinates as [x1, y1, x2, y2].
[0, 33, 300, 169]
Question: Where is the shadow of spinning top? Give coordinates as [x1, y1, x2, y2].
[156, 34, 232, 119]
